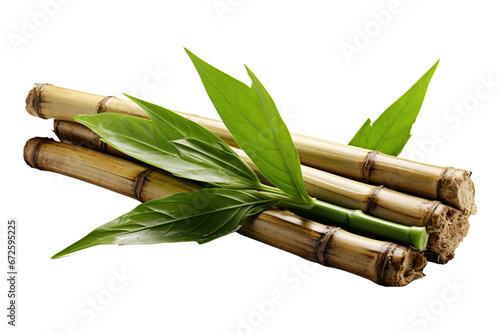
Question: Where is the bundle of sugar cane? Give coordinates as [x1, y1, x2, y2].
[26, 89, 434, 254]
[52, 119, 469, 263]
[23, 51, 476, 287]
[25, 82, 473, 263]
[26, 83, 476, 215]
[23, 137, 426, 286]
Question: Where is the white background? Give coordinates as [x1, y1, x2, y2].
[1, 1, 499, 333]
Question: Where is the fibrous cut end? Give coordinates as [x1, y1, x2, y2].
[25, 83, 50, 118]
[438, 168, 477, 215]
[381, 245, 426, 287]
[426, 204, 470, 264]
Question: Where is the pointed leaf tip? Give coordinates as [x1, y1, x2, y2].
[349, 61, 439, 156]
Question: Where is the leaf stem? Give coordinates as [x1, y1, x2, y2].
[282, 199, 428, 251]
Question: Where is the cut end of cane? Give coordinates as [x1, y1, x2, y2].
[409, 226, 429, 251]
[381, 245, 427, 287]
[23, 137, 54, 169]
[425, 204, 470, 264]
[438, 168, 477, 215]
[25, 83, 51, 118]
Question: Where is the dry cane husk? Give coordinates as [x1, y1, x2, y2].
[53, 119, 470, 264]
[26, 83, 476, 214]
[23, 137, 426, 286]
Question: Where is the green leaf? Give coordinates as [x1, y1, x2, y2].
[123, 94, 233, 153]
[349, 60, 439, 156]
[52, 188, 278, 258]
[121, 94, 262, 188]
[75, 113, 262, 189]
[185, 48, 313, 205]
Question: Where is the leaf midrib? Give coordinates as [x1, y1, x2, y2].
[246, 69, 305, 200]
[85, 122, 176, 159]
[172, 139, 258, 184]
[104, 197, 274, 237]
